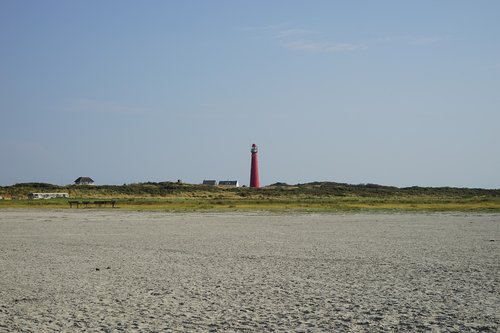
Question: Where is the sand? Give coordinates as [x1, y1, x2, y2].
[0, 210, 498, 332]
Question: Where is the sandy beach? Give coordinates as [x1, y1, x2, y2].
[0, 210, 498, 332]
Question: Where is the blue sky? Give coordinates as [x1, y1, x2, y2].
[1, 1, 499, 188]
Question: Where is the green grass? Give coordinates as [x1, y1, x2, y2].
[2, 195, 500, 212]
[1, 181, 500, 212]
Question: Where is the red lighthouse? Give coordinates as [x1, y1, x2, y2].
[250, 144, 260, 188]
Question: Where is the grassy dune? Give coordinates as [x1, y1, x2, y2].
[1, 182, 500, 212]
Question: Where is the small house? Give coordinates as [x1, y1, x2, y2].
[202, 180, 217, 186]
[74, 177, 94, 185]
[218, 181, 239, 187]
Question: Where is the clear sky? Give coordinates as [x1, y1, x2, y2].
[1, 1, 499, 188]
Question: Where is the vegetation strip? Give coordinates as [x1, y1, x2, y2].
[1, 182, 499, 211]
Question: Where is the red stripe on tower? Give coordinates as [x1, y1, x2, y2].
[250, 144, 260, 188]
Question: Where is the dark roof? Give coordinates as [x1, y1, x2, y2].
[74, 177, 94, 183]
[218, 181, 238, 186]
[202, 180, 217, 186]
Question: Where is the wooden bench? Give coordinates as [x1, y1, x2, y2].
[68, 200, 116, 208]
[93, 200, 116, 208]
[68, 201, 80, 208]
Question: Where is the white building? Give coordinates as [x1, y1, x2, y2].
[28, 193, 69, 200]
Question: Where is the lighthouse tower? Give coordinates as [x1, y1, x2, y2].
[250, 144, 260, 188]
